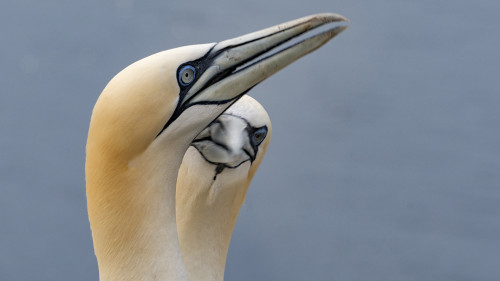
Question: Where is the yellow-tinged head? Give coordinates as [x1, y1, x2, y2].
[87, 13, 347, 163]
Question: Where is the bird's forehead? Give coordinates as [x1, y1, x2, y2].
[153, 43, 215, 71]
[103, 43, 216, 100]
[224, 96, 271, 129]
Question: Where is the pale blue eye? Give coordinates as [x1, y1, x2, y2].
[252, 127, 267, 146]
[178, 65, 196, 86]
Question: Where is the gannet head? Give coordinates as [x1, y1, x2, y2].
[86, 13, 348, 163]
[190, 95, 271, 181]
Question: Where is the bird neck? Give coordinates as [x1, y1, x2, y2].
[176, 148, 251, 281]
[86, 139, 190, 281]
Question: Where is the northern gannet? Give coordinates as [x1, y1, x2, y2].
[177, 95, 271, 281]
[85, 13, 348, 281]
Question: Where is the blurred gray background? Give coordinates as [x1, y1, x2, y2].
[1, 0, 499, 280]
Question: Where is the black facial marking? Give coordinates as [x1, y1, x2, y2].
[156, 48, 216, 136]
[162, 42, 251, 135]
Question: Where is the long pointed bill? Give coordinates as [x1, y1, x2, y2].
[161, 13, 348, 132]
[187, 13, 348, 105]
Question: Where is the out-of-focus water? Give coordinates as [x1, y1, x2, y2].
[1, 0, 499, 280]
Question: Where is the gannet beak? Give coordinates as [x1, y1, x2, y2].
[159, 13, 348, 132]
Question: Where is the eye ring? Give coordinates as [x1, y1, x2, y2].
[251, 127, 267, 146]
[178, 65, 196, 86]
